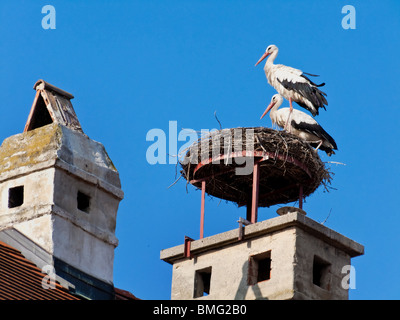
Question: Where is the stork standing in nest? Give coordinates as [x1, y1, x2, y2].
[255, 44, 328, 130]
[261, 94, 337, 156]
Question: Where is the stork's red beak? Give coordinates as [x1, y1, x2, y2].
[260, 101, 275, 119]
[255, 52, 270, 66]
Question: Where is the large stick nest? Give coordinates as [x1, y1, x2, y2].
[179, 127, 332, 207]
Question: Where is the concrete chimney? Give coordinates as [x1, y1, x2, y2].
[0, 80, 123, 297]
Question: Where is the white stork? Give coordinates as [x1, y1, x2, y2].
[261, 94, 337, 156]
[255, 44, 328, 128]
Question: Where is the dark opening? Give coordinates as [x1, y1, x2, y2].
[257, 256, 272, 282]
[8, 186, 24, 208]
[26, 94, 53, 131]
[248, 251, 271, 285]
[193, 267, 212, 298]
[77, 191, 90, 213]
[313, 256, 331, 289]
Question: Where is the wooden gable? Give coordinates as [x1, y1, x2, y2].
[24, 79, 83, 133]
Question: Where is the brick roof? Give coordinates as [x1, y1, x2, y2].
[0, 241, 80, 300]
[114, 287, 140, 300]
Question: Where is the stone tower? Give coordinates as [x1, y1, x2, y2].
[161, 210, 364, 300]
[161, 127, 364, 300]
[0, 80, 124, 299]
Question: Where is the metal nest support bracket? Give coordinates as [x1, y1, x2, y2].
[237, 217, 252, 241]
[184, 236, 194, 259]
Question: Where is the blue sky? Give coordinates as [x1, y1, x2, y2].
[1, 0, 400, 300]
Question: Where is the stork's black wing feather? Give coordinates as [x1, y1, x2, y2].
[277, 73, 328, 116]
[300, 74, 325, 87]
[291, 120, 338, 151]
[303, 72, 320, 77]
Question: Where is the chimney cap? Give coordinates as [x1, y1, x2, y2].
[25, 79, 81, 132]
[34, 79, 74, 100]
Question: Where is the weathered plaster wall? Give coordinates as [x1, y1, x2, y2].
[161, 212, 364, 300]
[0, 123, 123, 284]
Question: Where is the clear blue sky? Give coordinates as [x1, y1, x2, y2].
[1, 0, 400, 300]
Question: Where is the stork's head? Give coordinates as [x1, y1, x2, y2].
[260, 94, 283, 119]
[255, 44, 278, 66]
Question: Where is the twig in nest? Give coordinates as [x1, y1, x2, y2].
[321, 208, 332, 225]
[214, 111, 222, 130]
[256, 133, 267, 152]
[174, 159, 179, 179]
[326, 161, 346, 166]
[168, 175, 182, 189]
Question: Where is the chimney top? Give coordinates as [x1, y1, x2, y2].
[33, 79, 74, 100]
[24, 79, 82, 133]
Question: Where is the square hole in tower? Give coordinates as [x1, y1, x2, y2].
[248, 251, 271, 286]
[313, 255, 331, 290]
[8, 186, 24, 208]
[193, 267, 212, 298]
[77, 191, 91, 213]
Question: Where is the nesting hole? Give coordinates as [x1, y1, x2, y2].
[193, 267, 212, 298]
[313, 255, 331, 290]
[8, 186, 24, 208]
[77, 191, 90, 213]
[248, 251, 271, 285]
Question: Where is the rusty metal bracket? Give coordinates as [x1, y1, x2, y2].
[200, 180, 206, 239]
[299, 185, 304, 209]
[237, 217, 251, 241]
[184, 236, 194, 259]
[251, 161, 260, 224]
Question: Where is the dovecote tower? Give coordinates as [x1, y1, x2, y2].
[0, 80, 124, 299]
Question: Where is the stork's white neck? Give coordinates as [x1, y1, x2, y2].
[269, 98, 282, 125]
[265, 49, 278, 69]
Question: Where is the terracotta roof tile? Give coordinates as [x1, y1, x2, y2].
[0, 241, 80, 300]
[114, 287, 140, 300]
